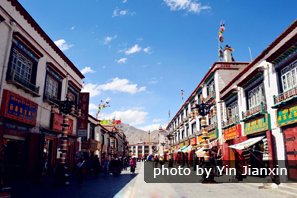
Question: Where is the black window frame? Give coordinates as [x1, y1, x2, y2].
[43, 66, 63, 103]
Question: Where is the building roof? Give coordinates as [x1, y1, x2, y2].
[220, 19, 297, 97]
[166, 61, 248, 130]
[6, 0, 84, 80]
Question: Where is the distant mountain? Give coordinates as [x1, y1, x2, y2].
[120, 124, 159, 144]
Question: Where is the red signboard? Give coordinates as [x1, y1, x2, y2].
[190, 137, 197, 145]
[223, 124, 241, 141]
[0, 89, 38, 126]
[77, 93, 89, 137]
[52, 113, 73, 134]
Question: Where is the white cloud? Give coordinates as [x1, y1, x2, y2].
[123, 0, 128, 3]
[125, 44, 142, 55]
[104, 35, 117, 45]
[153, 119, 162, 123]
[148, 79, 158, 84]
[82, 83, 102, 97]
[89, 103, 98, 115]
[116, 57, 128, 64]
[71, 26, 75, 30]
[164, 0, 210, 13]
[143, 47, 151, 54]
[54, 39, 73, 51]
[140, 124, 166, 132]
[112, 8, 134, 17]
[80, 66, 95, 75]
[82, 78, 146, 97]
[99, 109, 148, 126]
[99, 78, 146, 94]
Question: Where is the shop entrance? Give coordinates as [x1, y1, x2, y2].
[1, 136, 27, 183]
[283, 124, 297, 180]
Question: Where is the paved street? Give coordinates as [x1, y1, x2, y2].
[10, 162, 296, 198]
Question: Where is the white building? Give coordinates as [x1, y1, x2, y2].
[0, 0, 84, 179]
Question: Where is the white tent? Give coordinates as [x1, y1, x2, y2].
[229, 136, 265, 150]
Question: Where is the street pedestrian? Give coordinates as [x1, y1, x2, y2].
[76, 157, 86, 184]
[103, 158, 109, 176]
[130, 157, 136, 173]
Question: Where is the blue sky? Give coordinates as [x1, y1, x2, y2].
[19, 0, 297, 131]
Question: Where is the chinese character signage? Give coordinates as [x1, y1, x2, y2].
[277, 105, 297, 127]
[208, 128, 218, 140]
[77, 93, 89, 137]
[0, 90, 38, 126]
[244, 114, 270, 135]
[223, 124, 241, 141]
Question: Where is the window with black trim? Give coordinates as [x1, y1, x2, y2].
[44, 66, 62, 102]
[280, 60, 297, 92]
[7, 38, 39, 94]
[226, 100, 238, 119]
[67, 83, 79, 105]
[246, 83, 265, 110]
[206, 80, 216, 98]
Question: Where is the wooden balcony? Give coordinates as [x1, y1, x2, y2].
[222, 115, 239, 129]
[273, 87, 297, 108]
[242, 102, 267, 121]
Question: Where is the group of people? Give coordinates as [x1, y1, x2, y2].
[76, 154, 137, 183]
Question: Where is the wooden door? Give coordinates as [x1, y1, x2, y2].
[284, 125, 297, 180]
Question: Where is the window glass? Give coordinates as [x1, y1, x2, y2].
[11, 48, 33, 82]
[247, 83, 265, 109]
[281, 61, 297, 92]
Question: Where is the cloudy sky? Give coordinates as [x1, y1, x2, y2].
[20, 0, 297, 131]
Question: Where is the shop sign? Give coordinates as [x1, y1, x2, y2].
[190, 137, 197, 145]
[81, 141, 89, 150]
[52, 113, 73, 134]
[208, 128, 218, 140]
[276, 105, 297, 127]
[197, 135, 203, 144]
[77, 93, 89, 136]
[179, 142, 184, 148]
[244, 114, 270, 135]
[223, 124, 241, 141]
[1, 89, 38, 126]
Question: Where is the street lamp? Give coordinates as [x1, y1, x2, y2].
[166, 133, 174, 167]
[52, 93, 81, 186]
[192, 98, 215, 183]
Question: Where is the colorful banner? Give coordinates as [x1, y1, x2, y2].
[244, 114, 270, 135]
[277, 105, 297, 127]
[77, 93, 89, 137]
[223, 124, 241, 141]
[0, 89, 38, 126]
[100, 119, 122, 125]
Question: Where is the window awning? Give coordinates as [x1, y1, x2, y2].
[177, 145, 188, 152]
[229, 136, 265, 150]
[182, 145, 192, 153]
[195, 147, 205, 157]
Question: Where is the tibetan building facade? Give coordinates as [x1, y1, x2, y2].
[166, 47, 249, 160]
[166, 19, 297, 182]
[220, 19, 297, 182]
[0, 0, 84, 182]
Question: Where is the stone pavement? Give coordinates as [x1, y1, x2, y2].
[115, 162, 297, 198]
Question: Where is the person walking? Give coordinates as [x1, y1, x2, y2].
[130, 157, 136, 173]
